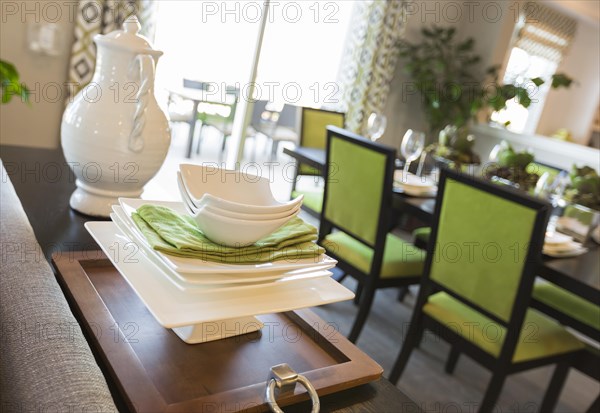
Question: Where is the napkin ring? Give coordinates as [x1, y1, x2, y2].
[265, 363, 320, 413]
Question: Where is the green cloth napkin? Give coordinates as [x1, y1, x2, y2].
[132, 204, 325, 264]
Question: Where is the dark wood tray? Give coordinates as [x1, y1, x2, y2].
[52, 251, 383, 412]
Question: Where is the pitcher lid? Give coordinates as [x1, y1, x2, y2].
[94, 15, 162, 56]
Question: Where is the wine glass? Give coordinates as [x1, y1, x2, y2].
[534, 170, 569, 207]
[400, 129, 425, 180]
[367, 113, 387, 141]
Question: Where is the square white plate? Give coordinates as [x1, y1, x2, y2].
[85, 221, 354, 328]
[118, 198, 337, 274]
[111, 208, 333, 292]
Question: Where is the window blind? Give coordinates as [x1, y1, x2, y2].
[514, 2, 577, 63]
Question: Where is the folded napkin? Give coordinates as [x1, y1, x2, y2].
[132, 204, 325, 264]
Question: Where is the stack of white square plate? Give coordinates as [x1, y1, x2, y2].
[85, 198, 353, 344]
[543, 231, 588, 258]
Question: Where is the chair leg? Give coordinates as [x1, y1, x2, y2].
[221, 134, 228, 152]
[195, 124, 204, 154]
[445, 346, 460, 374]
[290, 163, 299, 195]
[353, 283, 363, 306]
[347, 283, 376, 343]
[397, 287, 409, 303]
[388, 314, 424, 384]
[479, 372, 507, 412]
[540, 362, 569, 413]
[586, 395, 600, 413]
[271, 140, 279, 160]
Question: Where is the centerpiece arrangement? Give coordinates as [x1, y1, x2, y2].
[564, 166, 600, 211]
[484, 141, 539, 191]
[427, 125, 480, 169]
[86, 163, 353, 344]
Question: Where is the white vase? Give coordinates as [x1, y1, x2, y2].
[61, 15, 170, 217]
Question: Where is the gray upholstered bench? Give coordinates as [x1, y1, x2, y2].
[0, 160, 117, 412]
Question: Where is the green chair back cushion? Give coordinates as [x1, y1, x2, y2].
[301, 108, 345, 149]
[430, 178, 537, 322]
[324, 136, 386, 246]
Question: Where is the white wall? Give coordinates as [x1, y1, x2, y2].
[0, 0, 76, 148]
[536, 18, 600, 144]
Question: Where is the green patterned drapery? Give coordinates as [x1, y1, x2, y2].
[337, 1, 407, 134]
[66, 0, 157, 101]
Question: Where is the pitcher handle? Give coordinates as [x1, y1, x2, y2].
[128, 54, 155, 153]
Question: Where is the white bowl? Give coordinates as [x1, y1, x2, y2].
[203, 202, 302, 221]
[180, 164, 303, 214]
[193, 206, 299, 247]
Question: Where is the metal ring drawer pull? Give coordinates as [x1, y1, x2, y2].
[265, 363, 320, 413]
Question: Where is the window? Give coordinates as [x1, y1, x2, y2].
[153, 1, 354, 109]
[492, 2, 576, 134]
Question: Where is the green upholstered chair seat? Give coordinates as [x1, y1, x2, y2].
[292, 189, 323, 214]
[412, 227, 431, 245]
[533, 281, 600, 331]
[299, 164, 321, 176]
[424, 292, 585, 363]
[323, 232, 425, 278]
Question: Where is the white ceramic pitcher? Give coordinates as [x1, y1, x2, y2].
[61, 15, 170, 217]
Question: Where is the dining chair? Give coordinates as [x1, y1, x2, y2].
[291, 107, 345, 217]
[268, 104, 300, 159]
[318, 126, 426, 343]
[195, 84, 240, 153]
[388, 168, 585, 412]
[532, 281, 600, 412]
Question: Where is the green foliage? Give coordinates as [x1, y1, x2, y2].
[0, 59, 30, 104]
[398, 26, 574, 132]
[484, 141, 539, 191]
[428, 125, 480, 165]
[565, 166, 600, 210]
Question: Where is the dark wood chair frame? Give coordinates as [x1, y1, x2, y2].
[388, 167, 583, 412]
[291, 108, 345, 218]
[317, 126, 422, 343]
[531, 301, 600, 412]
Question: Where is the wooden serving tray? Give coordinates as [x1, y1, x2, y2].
[52, 251, 383, 412]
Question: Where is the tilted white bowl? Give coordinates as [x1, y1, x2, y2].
[180, 163, 303, 214]
[202, 202, 302, 221]
[193, 205, 299, 247]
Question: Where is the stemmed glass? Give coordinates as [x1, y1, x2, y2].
[534, 170, 569, 207]
[367, 113, 387, 142]
[400, 129, 426, 180]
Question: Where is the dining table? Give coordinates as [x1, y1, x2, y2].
[0, 144, 422, 413]
[283, 146, 600, 323]
[168, 85, 237, 158]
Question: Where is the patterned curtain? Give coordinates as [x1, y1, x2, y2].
[336, 0, 407, 134]
[66, 0, 158, 101]
[514, 1, 577, 63]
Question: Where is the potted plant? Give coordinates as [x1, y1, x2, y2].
[483, 141, 539, 191]
[0, 59, 29, 104]
[564, 166, 600, 211]
[397, 26, 573, 145]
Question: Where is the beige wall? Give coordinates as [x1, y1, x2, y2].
[536, 18, 600, 144]
[0, 0, 76, 148]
